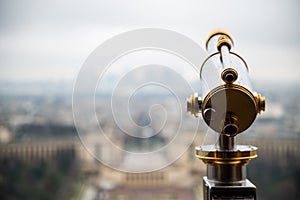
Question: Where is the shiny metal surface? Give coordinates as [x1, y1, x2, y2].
[205, 29, 234, 54]
[220, 45, 231, 70]
[201, 84, 258, 135]
[195, 145, 257, 165]
[218, 135, 236, 150]
[186, 92, 201, 117]
[207, 165, 246, 182]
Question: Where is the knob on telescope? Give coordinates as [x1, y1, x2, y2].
[187, 93, 201, 118]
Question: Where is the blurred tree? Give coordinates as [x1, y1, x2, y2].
[0, 150, 78, 200]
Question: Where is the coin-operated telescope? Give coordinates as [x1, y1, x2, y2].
[187, 30, 265, 200]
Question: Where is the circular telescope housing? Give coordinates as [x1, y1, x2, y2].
[201, 84, 258, 135]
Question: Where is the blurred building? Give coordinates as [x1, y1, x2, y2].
[1, 132, 300, 199]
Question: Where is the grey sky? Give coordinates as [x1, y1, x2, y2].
[0, 0, 299, 82]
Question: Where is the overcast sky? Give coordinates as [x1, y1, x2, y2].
[0, 0, 299, 83]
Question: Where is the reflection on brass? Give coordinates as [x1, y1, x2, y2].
[217, 35, 232, 51]
[195, 145, 257, 166]
[187, 92, 201, 118]
[205, 29, 234, 50]
[222, 113, 239, 136]
[254, 92, 266, 113]
[201, 84, 258, 134]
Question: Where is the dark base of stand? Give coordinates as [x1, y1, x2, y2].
[203, 176, 257, 200]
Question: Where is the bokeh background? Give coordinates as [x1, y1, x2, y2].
[0, 0, 299, 199]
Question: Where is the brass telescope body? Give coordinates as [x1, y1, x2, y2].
[187, 30, 265, 199]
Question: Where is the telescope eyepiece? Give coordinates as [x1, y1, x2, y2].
[221, 68, 238, 84]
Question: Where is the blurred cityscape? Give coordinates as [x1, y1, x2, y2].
[0, 80, 300, 200]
